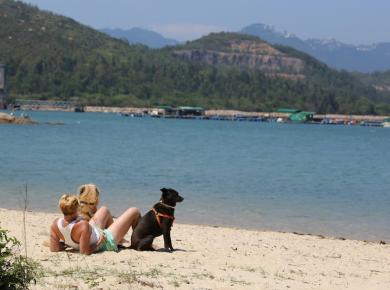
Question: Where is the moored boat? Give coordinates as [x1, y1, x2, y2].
[382, 117, 390, 128]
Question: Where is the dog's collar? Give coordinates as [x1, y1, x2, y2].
[159, 201, 175, 209]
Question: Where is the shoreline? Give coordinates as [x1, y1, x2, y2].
[4, 204, 388, 244]
[1, 207, 390, 289]
[3, 105, 389, 122]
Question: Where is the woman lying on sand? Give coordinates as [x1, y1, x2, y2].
[50, 194, 140, 255]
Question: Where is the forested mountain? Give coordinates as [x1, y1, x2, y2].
[100, 27, 179, 48]
[241, 23, 390, 73]
[353, 71, 390, 95]
[0, 0, 389, 114]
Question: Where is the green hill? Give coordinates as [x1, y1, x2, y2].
[0, 0, 389, 114]
[354, 71, 390, 95]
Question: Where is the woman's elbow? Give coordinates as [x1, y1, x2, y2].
[80, 248, 93, 255]
[49, 244, 62, 252]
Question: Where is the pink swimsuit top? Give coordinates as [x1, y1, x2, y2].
[57, 217, 100, 250]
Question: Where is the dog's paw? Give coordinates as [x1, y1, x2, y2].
[159, 247, 173, 253]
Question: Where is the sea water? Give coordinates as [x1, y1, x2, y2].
[0, 110, 389, 241]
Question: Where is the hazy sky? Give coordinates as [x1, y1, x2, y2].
[22, 0, 390, 44]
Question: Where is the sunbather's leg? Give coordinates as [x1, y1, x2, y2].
[108, 207, 140, 244]
[90, 206, 114, 229]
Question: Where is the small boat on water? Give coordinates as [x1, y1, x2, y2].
[360, 120, 384, 127]
[383, 118, 390, 128]
[20, 111, 29, 118]
[74, 106, 85, 113]
[121, 112, 146, 118]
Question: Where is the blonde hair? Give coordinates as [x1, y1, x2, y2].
[58, 194, 79, 215]
[77, 184, 100, 221]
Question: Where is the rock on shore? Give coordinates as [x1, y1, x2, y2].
[0, 112, 34, 124]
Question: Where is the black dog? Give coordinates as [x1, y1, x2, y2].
[131, 188, 184, 251]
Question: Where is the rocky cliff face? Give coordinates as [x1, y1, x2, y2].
[173, 40, 305, 79]
[173, 39, 305, 79]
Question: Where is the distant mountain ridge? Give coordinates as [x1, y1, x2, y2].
[1, 0, 389, 114]
[101, 27, 179, 48]
[241, 23, 390, 72]
[102, 23, 390, 73]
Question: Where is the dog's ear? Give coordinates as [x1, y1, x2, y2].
[160, 188, 169, 199]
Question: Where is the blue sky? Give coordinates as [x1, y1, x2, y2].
[23, 0, 390, 44]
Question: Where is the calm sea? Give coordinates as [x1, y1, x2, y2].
[1, 111, 389, 241]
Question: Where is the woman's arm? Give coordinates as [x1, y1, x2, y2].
[78, 222, 105, 255]
[78, 222, 93, 255]
[50, 219, 65, 252]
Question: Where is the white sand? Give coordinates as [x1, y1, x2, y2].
[1, 208, 389, 290]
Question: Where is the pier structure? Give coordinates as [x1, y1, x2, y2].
[14, 99, 84, 112]
[5, 97, 389, 127]
[0, 64, 6, 109]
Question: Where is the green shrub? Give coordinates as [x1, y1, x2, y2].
[0, 228, 41, 290]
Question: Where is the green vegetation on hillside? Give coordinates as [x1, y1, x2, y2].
[354, 71, 390, 94]
[0, 0, 389, 114]
[179, 32, 264, 52]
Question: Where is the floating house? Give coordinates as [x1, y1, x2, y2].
[276, 108, 301, 114]
[289, 111, 315, 122]
[155, 105, 204, 117]
[156, 105, 175, 115]
[176, 106, 204, 116]
[277, 108, 314, 122]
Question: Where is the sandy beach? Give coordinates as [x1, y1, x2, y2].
[1, 208, 389, 289]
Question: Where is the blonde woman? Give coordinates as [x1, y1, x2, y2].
[50, 194, 140, 254]
[78, 183, 102, 221]
[78, 183, 114, 230]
